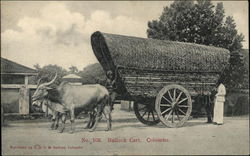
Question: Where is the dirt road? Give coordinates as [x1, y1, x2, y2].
[2, 106, 249, 155]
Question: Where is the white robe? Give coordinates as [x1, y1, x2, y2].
[213, 84, 226, 124]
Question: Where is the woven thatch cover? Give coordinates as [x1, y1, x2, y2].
[91, 31, 230, 73]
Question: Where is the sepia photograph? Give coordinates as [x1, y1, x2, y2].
[1, 0, 249, 155]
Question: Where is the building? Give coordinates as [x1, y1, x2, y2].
[62, 74, 82, 85]
[1, 58, 37, 115]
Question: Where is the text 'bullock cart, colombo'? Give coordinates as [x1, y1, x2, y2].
[91, 31, 230, 128]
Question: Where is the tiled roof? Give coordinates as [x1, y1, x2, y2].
[62, 74, 82, 79]
[1, 57, 37, 74]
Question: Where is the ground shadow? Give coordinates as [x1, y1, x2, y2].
[3, 116, 214, 133]
[184, 121, 210, 127]
[111, 118, 212, 130]
[112, 118, 139, 123]
[1, 123, 19, 128]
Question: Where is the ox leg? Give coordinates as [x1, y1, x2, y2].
[54, 113, 60, 130]
[51, 119, 55, 130]
[108, 113, 112, 131]
[59, 114, 66, 133]
[89, 106, 102, 132]
[90, 111, 97, 128]
[50, 111, 57, 130]
[69, 110, 75, 134]
[84, 112, 91, 129]
[84, 112, 94, 129]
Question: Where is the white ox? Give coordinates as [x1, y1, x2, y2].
[32, 73, 112, 133]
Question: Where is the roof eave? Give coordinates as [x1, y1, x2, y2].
[1, 72, 38, 76]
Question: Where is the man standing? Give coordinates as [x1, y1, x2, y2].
[213, 83, 226, 125]
[105, 70, 117, 111]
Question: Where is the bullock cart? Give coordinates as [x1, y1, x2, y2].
[91, 31, 230, 128]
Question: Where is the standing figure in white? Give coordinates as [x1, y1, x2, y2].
[213, 83, 226, 125]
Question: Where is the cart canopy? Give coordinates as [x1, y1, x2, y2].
[91, 31, 230, 74]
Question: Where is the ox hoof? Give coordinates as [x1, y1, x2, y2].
[58, 128, 65, 133]
[54, 125, 59, 130]
[50, 124, 55, 129]
[84, 126, 90, 129]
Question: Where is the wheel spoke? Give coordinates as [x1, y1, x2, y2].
[168, 91, 173, 101]
[178, 105, 189, 108]
[160, 103, 172, 107]
[178, 98, 188, 105]
[173, 89, 176, 101]
[178, 108, 186, 115]
[141, 110, 147, 117]
[176, 92, 183, 103]
[147, 112, 150, 121]
[172, 111, 174, 123]
[175, 110, 181, 121]
[162, 95, 172, 104]
[165, 109, 173, 121]
[161, 107, 172, 115]
[152, 111, 156, 121]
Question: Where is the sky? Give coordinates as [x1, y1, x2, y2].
[1, 1, 249, 70]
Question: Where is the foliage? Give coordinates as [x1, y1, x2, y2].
[33, 63, 106, 86]
[34, 64, 68, 87]
[220, 50, 249, 89]
[78, 63, 106, 85]
[68, 66, 79, 74]
[147, 0, 246, 89]
[147, 0, 244, 51]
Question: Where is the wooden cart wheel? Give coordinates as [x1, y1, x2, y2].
[155, 84, 192, 127]
[134, 102, 160, 126]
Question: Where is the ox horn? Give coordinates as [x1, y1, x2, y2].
[37, 77, 43, 86]
[43, 72, 57, 86]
